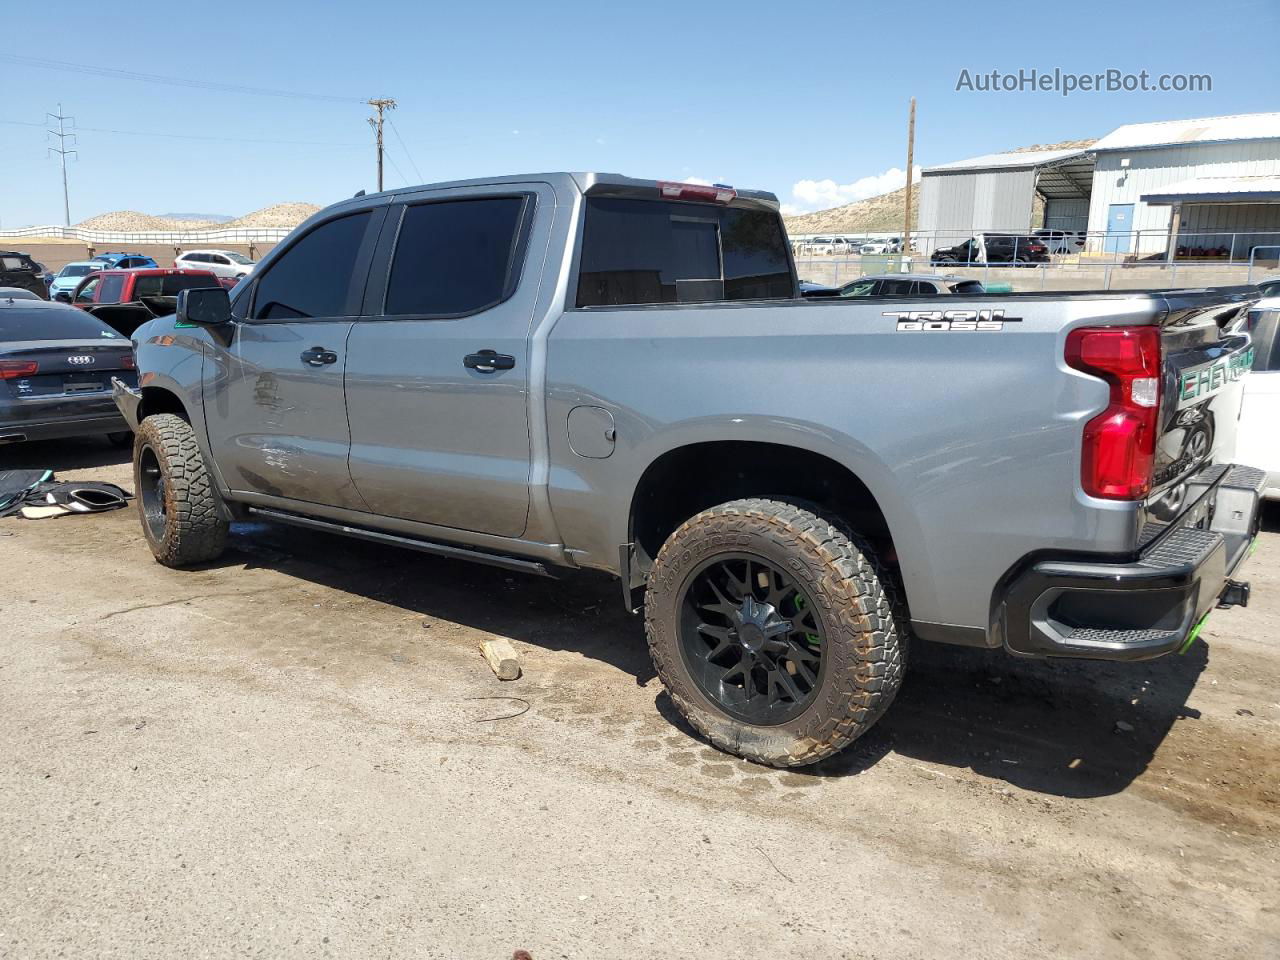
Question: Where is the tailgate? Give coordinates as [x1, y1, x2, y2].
[1147, 287, 1258, 519]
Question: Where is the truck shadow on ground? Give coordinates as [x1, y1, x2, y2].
[0, 436, 132, 474]
[215, 509, 1256, 801]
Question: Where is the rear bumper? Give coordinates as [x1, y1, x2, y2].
[1000, 464, 1265, 661]
[0, 413, 129, 444]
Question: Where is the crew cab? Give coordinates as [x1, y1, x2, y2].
[113, 172, 1265, 768]
[70, 267, 221, 336]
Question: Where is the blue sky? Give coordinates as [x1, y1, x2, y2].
[2, 0, 1277, 226]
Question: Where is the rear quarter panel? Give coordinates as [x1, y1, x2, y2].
[545, 295, 1165, 632]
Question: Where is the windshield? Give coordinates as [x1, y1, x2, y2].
[225, 252, 254, 265]
[59, 264, 97, 278]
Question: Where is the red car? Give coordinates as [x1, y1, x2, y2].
[69, 267, 222, 336]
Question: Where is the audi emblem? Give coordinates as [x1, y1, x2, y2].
[67, 355, 95, 365]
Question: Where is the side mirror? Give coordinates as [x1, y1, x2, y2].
[176, 286, 232, 326]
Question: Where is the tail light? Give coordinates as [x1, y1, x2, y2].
[122, 354, 136, 370]
[1065, 326, 1162, 500]
[658, 181, 737, 203]
[0, 360, 39, 379]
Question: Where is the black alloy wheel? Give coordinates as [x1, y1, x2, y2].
[678, 553, 826, 725]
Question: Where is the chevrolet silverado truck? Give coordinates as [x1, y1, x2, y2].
[112, 173, 1265, 767]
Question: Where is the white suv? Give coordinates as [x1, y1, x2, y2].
[174, 249, 256, 280]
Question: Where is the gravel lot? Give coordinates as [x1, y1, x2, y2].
[2, 439, 1277, 959]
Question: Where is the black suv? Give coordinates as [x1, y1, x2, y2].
[0, 251, 48, 299]
[931, 234, 1050, 266]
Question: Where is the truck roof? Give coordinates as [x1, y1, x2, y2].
[326, 172, 780, 215]
[93, 267, 216, 277]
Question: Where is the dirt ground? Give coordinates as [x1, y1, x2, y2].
[1, 438, 1277, 960]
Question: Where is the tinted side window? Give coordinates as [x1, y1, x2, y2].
[97, 275, 126, 303]
[878, 279, 915, 296]
[252, 213, 371, 320]
[385, 197, 528, 316]
[577, 198, 793, 307]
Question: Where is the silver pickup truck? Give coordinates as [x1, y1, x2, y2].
[113, 172, 1265, 767]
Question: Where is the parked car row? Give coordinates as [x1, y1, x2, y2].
[794, 236, 908, 256]
[3, 248, 257, 304]
[799, 273, 986, 298]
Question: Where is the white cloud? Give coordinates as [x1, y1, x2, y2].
[681, 176, 713, 185]
[787, 165, 922, 213]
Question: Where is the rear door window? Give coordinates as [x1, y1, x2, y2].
[576, 197, 793, 307]
[878, 279, 915, 296]
[97, 274, 126, 303]
[251, 212, 372, 320]
[384, 196, 530, 317]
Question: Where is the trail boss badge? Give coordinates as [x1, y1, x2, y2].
[886, 309, 1023, 331]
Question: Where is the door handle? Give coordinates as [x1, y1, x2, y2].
[300, 347, 338, 366]
[463, 350, 515, 373]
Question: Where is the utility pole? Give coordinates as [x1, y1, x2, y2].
[47, 103, 77, 227]
[367, 98, 397, 192]
[901, 97, 916, 264]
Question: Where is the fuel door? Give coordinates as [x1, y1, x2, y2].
[567, 405, 616, 458]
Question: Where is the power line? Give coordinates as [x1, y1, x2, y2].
[387, 118, 423, 183]
[1, 118, 362, 148]
[0, 54, 364, 104]
[382, 147, 411, 188]
[47, 104, 76, 227]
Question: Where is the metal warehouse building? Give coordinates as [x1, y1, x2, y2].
[1087, 113, 1280, 258]
[918, 111, 1280, 260]
[916, 147, 1094, 253]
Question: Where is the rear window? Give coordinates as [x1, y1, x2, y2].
[576, 197, 793, 307]
[949, 280, 986, 295]
[132, 274, 222, 298]
[0, 305, 123, 341]
[1, 256, 31, 271]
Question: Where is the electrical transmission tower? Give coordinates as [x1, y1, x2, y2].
[47, 104, 77, 227]
[367, 98, 397, 192]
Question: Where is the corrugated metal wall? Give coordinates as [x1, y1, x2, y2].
[1087, 139, 1280, 254]
[917, 169, 1035, 252]
[1043, 198, 1090, 231]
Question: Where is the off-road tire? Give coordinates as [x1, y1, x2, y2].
[134, 413, 228, 567]
[645, 498, 907, 768]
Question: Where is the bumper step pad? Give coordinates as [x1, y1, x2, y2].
[1001, 462, 1263, 661]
